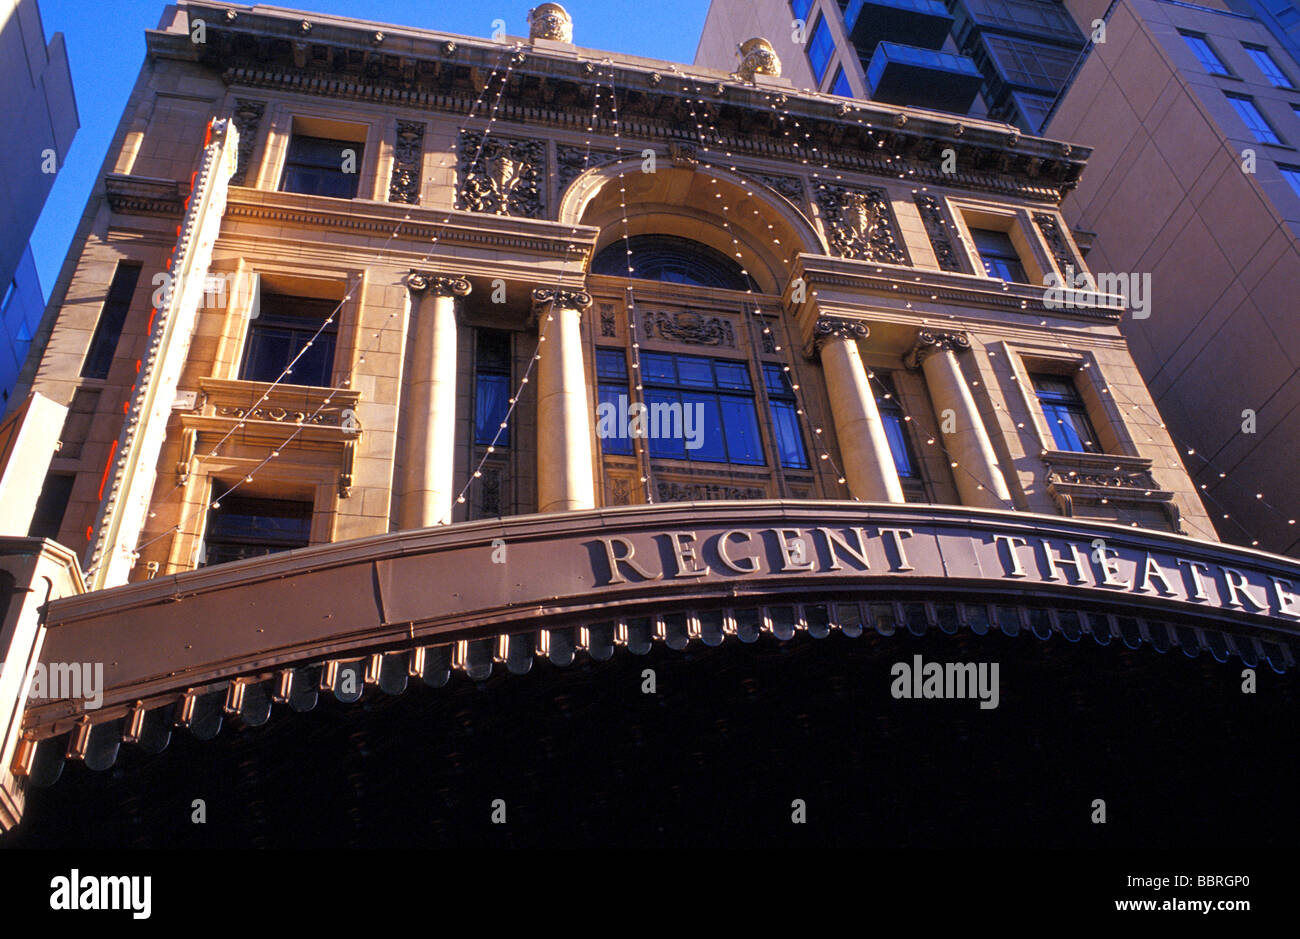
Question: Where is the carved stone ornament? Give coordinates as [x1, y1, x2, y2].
[599, 303, 616, 338]
[457, 132, 545, 218]
[556, 145, 622, 195]
[407, 272, 472, 297]
[657, 481, 766, 503]
[914, 194, 962, 273]
[815, 185, 910, 265]
[736, 37, 782, 81]
[388, 121, 425, 205]
[531, 287, 593, 314]
[669, 142, 699, 169]
[230, 99, 265, 186]
[750, 171, 805, 208]
[812, 316, 870, 353]
[1033, 212, 1077, 273]
[642, 311, 736, 347]
[528, 3, 573, 42]
[904, 330, 970, 369]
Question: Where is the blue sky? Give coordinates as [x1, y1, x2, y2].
[32, 0, 710, 294]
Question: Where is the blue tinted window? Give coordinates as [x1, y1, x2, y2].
[639, 353, 766, 466]
[808, 15, 835, 84]
[1181, 33, 1230, 75]
[791, 0, 814, 20]
[645, 389, 687, 459]
[597, 385, 633, 455]
[874, 374, 921, 481]
[473, 329, 512, 446]
[719, 396, 764, 464]
[762, 364, 808, 469]
[1227, 94, 1282, 144]
[1032, 374, 1100, 452]
[1279, 163, 1300, 197]
[1245, 45, 1293, 87]
[280, 135, 363, 199]
[240, 294, 337, 387]
[591, 235, 758, 291]
[596, 348, 628, 381]
[830, 66, 853, 97]
[970, 228, 1028, 283]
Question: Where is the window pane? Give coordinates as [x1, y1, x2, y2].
[676, 356, 715, 388]
[203, 495, 312, 566]
[641, 352, 676, 384]
[770, 399, 809, 468]
[808, 16, 834, 84]
[970, 227, 1028, 282]
[81, 262, 142, 379]
[1180, 33, 1229, 75]
[1247, 46, 1292, 87]
[645, 389, 686, 459]
[713, 359, 752, 390]
[597, 385, 632, 454]
[596, 348, 627, 381]
[590, 234, 756, 290]
[883, 413, 919, 478]
[475, 373, 511, 446]
[791, 0, 813, 20]
[1227, 94, 1281, 144]
[1279, 163, 1300, 197]
[280, 135, 363, 199]
[1032, 374, 1100, 452]
[830, 66, 853, 98]
[719, 396, 765, 465]
[684, 394, 727, 462]
[763, 363, 790, 397]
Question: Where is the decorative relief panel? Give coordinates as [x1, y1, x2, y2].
[1034, 212, 1078, 273]
[656, 481, 767, 502]
[641, 310, 736, 348]
[556, 145, 622, 195]
[913, 194, 962, 273]
[388, 121, 425, 204]
[605, 475, 634, 507]
[815, 184, 910, 265]
[230, 98, 266, 186]
[599, 303, 616, 338]
[457, 132, 545, 217]
[749, 172, 805, 209]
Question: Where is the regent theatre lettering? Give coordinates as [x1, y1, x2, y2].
[590, 524, 1300, 623]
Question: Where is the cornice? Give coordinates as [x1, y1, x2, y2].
[156, 3, 1090, 203]
[104, 174, 189, 217]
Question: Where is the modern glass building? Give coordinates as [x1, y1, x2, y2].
[697, 0, 1088, 131]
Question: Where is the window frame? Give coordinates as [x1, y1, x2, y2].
[198, 492, 314, 567]
[1179, 31, 1233, 77]
[238, 293, 339, 388]
[1226, 92, 1284, 145]
[1244, 43, 1294, 88]
[473, 328, 513, 448]
[872, 371, 928, 501]
[806, 13, 835, 85]
[81, 261, 143, 380]
[1030, 373, 1102, 454]
[1278, 161, 1300, 198]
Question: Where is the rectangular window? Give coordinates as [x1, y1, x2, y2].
[81, 261, 142, 379]
[872, 373, 923, 491]
[202, 494, 312, 566]
[28, 473, 75, 541]
[640, 352, 764, 466]
[1180, 32, 1231, 76]
[239, 293, 337, 386]
[1032, 374, 1100, 453]
[279, 134, 364, 199]
[1245, 44, 1293, 88]
[807, 15, 835, 84]
[970, 228, 1028, 283]
[474, 329, 512, 447]
[762, 363, 809, 469]
[1227, 93, 1283, 144]
[596, 348, 633, 455]
[830, 65, 853, 97]
[1278, 162, 1300, 197]
[791, 0, 814, 19]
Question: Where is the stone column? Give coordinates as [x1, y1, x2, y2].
[905, 330, 1012, 508]
[814, 317, 905, 503]
[533, 287, 596, 513]
[398, 272, 471, 529]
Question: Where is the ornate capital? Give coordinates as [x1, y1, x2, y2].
[811, 316, 870, 356]
[407, 272, 471, 297]
[904, 330, 970, 369]
[531, 287, 592, 314]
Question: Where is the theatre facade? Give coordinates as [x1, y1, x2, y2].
[0, 2, 1295, 843]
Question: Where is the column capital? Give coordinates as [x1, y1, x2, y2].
[407, 271, 472, 297]
[809, 315, 869, 357]
[904, 329, 970, 369]
[531, 287, 592, 314]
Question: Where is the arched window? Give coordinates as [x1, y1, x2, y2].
[591, 234, 760, 291]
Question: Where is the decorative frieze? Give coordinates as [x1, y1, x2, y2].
[656, 481, 767, 502]
[815, 184, 909, 265]
[749, 172, 805, 209]
[1034, 212, 1077, 273]
[457, 132, 545, 217]
[904, 330, 969, 369]
[1042, 452, 1182, 533]
[914, 194, 962, 273]
[556, 145, 622, 196]
[642, 310, 736, 347]
[388, 121, 425, 204]
[229, 98, 265, 186]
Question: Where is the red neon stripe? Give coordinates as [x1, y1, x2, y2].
[98, 439, 119, 501]
[134, 359, 141, 373]
[203, 120, 212, 149]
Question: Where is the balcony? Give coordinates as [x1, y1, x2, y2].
[845, 0, 955, 55]
[865, 41, 983, 113]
